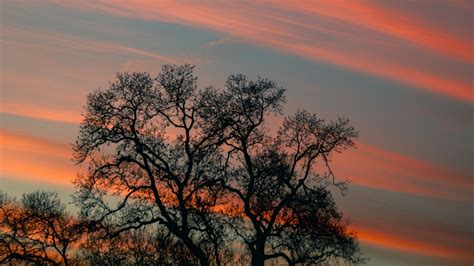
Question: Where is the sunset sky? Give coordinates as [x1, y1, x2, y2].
[0, 1, 473, 265]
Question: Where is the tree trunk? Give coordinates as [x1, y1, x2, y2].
[181, 234, 210, 266]
[251, 239, 266, 266]
[194, 249, 210, 266]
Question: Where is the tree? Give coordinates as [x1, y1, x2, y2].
[0, 190, 231, 266]
[218, 88, 363, 265]
[73, 65, 232, 266]
[0, 191, 82, 265]
[73, 64, 364, 265]
[79, 225, 198, 265]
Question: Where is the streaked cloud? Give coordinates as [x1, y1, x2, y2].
[52, 0, 473, 102]
[0, 130, 76, 186]
[280, 0, 472, 63]
[355, 225, 472, 262]
[332, 142, 473, 202]
[1, 26, 181, 64]
[1, 102, 82, 124]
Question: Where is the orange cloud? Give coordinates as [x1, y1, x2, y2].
[354, 225, 473, 261]
[330, 142, 472, 202]
[0, 130, 71, 158]
[0, 130, 76, 186]
[1, 102, 82, 124]
[54, 0, 474, 102]
[357, 143, 471, 188]
[0, 154, 75, 187]
[271, 41, 473, 102]
[281, 0, 473, 63]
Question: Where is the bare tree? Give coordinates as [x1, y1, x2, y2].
[73, 64, 365, 265]
[0, 191, 82, 265]
[79, 225, 198, 265]
[73, 65, 231, 266]
[217, 76, 364, 265]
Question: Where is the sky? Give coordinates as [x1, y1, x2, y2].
[0, 0, 473, 265]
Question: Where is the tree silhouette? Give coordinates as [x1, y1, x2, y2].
[218, 97, 362, 265]
[0, 191, 82, 265]
[79, 225, 199, 265]
[73, 65, 234, 265]
[72, 64, 364, 265]
[0, 190, 236, 265]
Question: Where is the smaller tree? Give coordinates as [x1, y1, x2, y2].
[0, 191, 82, 265]
[79, 225, 197, 265]
[215, 76, 365, 265]
[73, 65, 231, 265]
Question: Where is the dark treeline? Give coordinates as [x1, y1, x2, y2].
[0, 64, 366, 265]
[1, 191, 229, 265]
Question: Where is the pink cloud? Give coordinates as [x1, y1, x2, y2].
[50, 0, 474, 102]
[330, 142, 473, 202]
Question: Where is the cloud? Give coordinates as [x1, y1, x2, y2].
[354, 225, 473, 262]
[1, 26, 181, 64]
[0, 130, 76, 186]
[331, 142, 472, 202]
[279, 0, 473, 63]
[1, 102, 82, 124]
[204, 36, 236, 48]
[51, 0, 473, 102]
